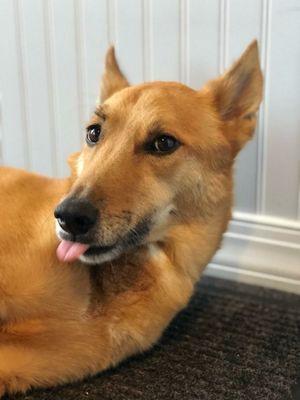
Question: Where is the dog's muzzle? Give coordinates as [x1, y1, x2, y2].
[54, 197, 152, 265]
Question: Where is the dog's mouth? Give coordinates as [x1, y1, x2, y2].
[56, 217, 151, 264]
[56, 240, 117, 263]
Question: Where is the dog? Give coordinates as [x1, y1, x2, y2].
[0, 40, 262, 396]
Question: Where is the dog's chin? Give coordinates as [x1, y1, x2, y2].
[79, 245, 122, 265]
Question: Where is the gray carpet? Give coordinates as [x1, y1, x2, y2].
[8, 276, 300, 400]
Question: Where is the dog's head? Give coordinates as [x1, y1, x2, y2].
[55, 41, 263, 264]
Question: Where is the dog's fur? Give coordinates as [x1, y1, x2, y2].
[0, 41, 262, 396]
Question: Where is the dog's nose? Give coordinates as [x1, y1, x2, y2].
[54, 197, 98, 236]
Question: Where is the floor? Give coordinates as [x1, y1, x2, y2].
[8, 276, 300, 400]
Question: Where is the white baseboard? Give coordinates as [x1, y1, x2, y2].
[205, 263, 300, 294]
[205, 212, 300, 294]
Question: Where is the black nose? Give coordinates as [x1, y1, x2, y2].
[54, 197, 98, 236]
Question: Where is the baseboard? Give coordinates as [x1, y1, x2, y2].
[233, 211, 300, 231]
[205, 212, 300, 294]
[205, 263, 300, 294]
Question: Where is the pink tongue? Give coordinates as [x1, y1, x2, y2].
[56, 240, 90, 263]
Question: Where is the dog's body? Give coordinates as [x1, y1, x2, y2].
[0, 42, 262, 396]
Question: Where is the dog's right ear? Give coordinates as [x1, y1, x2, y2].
[100, 46, 129, 103]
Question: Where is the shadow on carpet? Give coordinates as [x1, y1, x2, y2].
[6, 277, 300, 400]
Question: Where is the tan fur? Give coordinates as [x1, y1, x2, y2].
[0, 41, 262, 396]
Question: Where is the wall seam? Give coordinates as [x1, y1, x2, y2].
[257, 0, 272, 215]
[14, 0, 31, 169]
[179, 0, 188, 84]
[219, 0, 229, 74]
[74, 0, 89, 141]
[43, 0, 57, 176]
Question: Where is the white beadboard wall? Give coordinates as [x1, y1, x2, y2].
[0, 0, 299, 293]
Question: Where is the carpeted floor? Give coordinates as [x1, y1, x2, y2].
[8, 277, 300, 400]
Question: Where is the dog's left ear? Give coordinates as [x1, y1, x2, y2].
[99, 46, 129, 103]
[206, 40, 263, 155]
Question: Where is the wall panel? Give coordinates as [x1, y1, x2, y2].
[0, 1, 299, 291]
[47, 0, 82, 176]
[263, 0, 300, 219]
[0, 0, 29, 169]
[1, 0, 299, 214]
[114, 0, 144, 84]
[19, 0, 56, 175]
[227, 0, 262, 213]
[187, 0, 220, 89]
[80, 0, 108, 117]
[150, 0, 181, 82]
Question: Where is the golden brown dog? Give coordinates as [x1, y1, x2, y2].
[0, 41, 262, 396]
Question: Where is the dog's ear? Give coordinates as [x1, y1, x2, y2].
[207, 40, 263, 155]
[100, 46, 129, 103]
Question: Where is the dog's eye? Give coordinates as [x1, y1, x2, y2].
[149, 135, 180, 155]
[86, 124, 102, 145]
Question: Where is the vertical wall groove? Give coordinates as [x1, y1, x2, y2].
[148, 0, 154, 81]
[142, 0, 153, 81]
[256, 0, 272, 214]
[185, 0, 190, 86]
[43, 0, 57, 176]
[45, 0, 63, 176]
[0, 94, 3, 164]
[179, 0, 188, 84]
[142, 0, 151, 82]
[219, 0, 229, 74]
[14, 0, 30, 169]
[298, 172, 300, 220]
[107, 0, 116, 45]
[74, 0, 89, 135]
